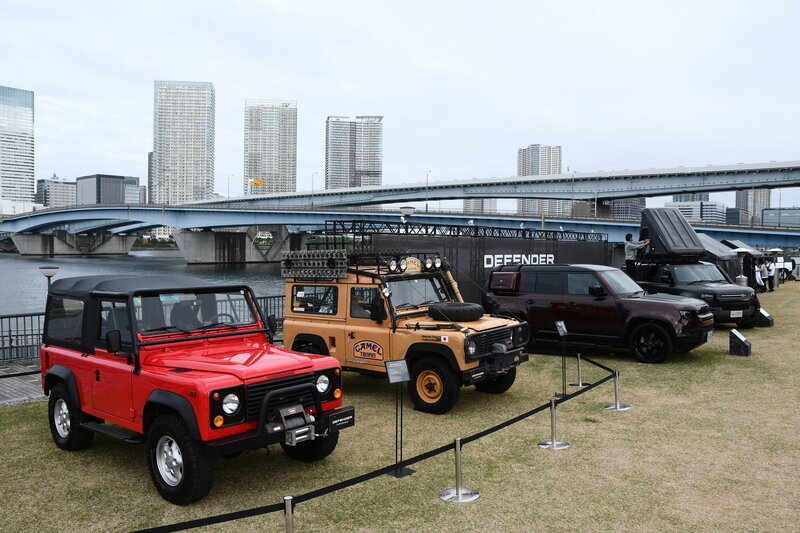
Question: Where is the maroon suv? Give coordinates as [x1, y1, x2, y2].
[482, 264, 714, 363]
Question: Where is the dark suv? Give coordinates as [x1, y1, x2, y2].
[634, 261, 760, 328]
[482, 264, 714, 363]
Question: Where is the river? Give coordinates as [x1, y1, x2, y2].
[0, 250, 285, 315]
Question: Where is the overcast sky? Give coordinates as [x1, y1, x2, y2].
[3, 0, 799, 209]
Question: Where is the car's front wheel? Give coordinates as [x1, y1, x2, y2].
[146, 414, 214, 505]
[408, 358, 460, 414]
[629, 323, 673, 363]
[475, 367, 517, 394]
[281, 432, 339, 462]
[48, 383, 94, 451]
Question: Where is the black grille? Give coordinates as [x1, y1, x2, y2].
[720, 302, 752, 311]
[476, 327, 513, 354]
[246, 373, 316, 423]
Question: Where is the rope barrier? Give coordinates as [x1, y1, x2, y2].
[133, 356, 618, 533]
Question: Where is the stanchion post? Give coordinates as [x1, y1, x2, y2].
[604, 370, 631, 411]
[569, 352, 586, 388]
[538, 398, 570, 449]
[439, 437, 480, 502]
[284, 496, 294, 533]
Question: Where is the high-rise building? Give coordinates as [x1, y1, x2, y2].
[515, 144, 569, 216]
[726, 207, 749, 225]
[152, 81, 215, 204]
[0, 86, 35, 203]
[610, 198, 647, 220]
[325, 116, 382, 189]
[147, 151, 154, 203]
[665, 200, 727, 224]
[35, 175, 76, 208]
[75, 174, 145, 205]
[464, 198, 497, 214]
[762, 207, 800, 228]
[673, 192, 710, 202]
[735, 189, 770, 225]
[244, 100, 297, 195]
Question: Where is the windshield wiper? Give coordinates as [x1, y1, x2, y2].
[395, 303, 418, 310]
[143, 325, 191, 334]
[688, 280, 711, 284]
[199, 321, 241, 332]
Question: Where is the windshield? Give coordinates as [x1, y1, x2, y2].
[673, 264, 727, 283]
[386, 277, 448, 310]
[134, 290, 258, 335]
[599, 270, 645, 296]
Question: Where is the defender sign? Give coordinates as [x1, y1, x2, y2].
[353, 340, 385, 361]
[484, 254, 555, 268]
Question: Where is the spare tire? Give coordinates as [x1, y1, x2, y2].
[427, 302, 484, 322]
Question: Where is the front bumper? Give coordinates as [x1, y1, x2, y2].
[203, 405, 355, 457]
[709, 305, 758, 323]
[675, 325, 714, 353]
[462, 349, 528, 385]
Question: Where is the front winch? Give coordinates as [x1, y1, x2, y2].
[278, 404, 316, 446]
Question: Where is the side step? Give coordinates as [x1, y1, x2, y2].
[80, 421, 145, 444]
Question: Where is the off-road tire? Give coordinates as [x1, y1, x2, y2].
[281, 432, 339, 462]
[146, 414, 214, 505]
[408, 358, 460, 414]
[629, 323, 673, 363]
[474, 367, 517, 394]
[427, 302, 484, 322]
[294, 343, 322, 355]
[48, 383, 94, 451]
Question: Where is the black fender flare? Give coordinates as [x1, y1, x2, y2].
[626, 317, 678, 342]
[291, 334, 329, 355]
[405, 342, 461, 374]
[44, 365, 81, 409]
[144, 390, 201, 441]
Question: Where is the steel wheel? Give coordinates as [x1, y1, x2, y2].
[416, 370, 444, 403]
[155, 435, 184, 487]
[53, 398, 70, 438]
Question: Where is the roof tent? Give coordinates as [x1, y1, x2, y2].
[639, 208, 705, 261]
[697, 233, 741, 279]
[721, 239, 764, 258]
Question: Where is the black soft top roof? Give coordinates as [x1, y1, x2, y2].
[49, 275, 249, 298]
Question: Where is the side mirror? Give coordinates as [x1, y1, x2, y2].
[588, 285, 606, 297]
[106, 330, 121, 354]
[659, 275, 671, 284]
[370, 299, 387, 323]
[267, 314, 278, 334]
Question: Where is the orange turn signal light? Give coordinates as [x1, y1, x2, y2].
[212, 392, 220, 401]
[333, 388, 342, 399]
[213, 415, 224, 427]
[334, 368, 341, 376]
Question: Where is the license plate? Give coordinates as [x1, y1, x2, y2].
[730, 310, 743, 318]
[328, 407, 355, 431]
[706, 330, 713, 342]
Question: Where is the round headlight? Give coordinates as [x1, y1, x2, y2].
[399, 258, 408, 271]
[467, 340, 477, 356]
[424, 257, 434, 270]
[222, 393, 240, 415]
[316, 374, 330, 393]
[388, 259, 398, 272]
[434, 257, 442, 268]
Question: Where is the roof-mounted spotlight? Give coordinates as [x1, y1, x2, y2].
[399, 257, 408, 272]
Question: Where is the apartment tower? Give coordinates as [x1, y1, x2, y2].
[244, 100, 297, 195]
[325, 116, 383, 189]
[152, 81, 215, 204]
[515, 144, 568, 216]
[0, 86, 35, 203]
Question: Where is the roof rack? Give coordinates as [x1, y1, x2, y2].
[281, 248, 446, 279]
[281, 250, 349, 279]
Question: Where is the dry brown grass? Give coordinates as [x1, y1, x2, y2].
[1, 285, 798, 532]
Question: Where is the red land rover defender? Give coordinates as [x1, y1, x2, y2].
[40, 275, 354, 504]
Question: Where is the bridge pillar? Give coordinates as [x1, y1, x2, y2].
[10, 230, 136, 256]
[262, 225, 308, 262]
[173, 229, 268, 264]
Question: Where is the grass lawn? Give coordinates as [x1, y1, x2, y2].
[1, 284, 798, 532]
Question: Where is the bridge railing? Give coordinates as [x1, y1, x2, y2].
[0, 294, 286, 364]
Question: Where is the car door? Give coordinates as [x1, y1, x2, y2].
[345, 287, 391, 369]
[90, 299, 134, 422]
[561, 272, 620, 345]
[525, 271, 563, 342]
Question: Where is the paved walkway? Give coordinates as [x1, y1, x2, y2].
[0, 361, 45, 407]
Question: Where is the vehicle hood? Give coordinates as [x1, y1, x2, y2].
[142, 338, 314, 380]
[396, 314, 518, 334]
[677, 283, 755, 298]
[626, 293, 708, 310]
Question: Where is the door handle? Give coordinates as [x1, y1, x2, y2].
[526, 299, 534, 304]
[348, 332, 356, 339]
[94, 369, 100, 382]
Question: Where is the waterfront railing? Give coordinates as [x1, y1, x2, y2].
[0, 295, 286, 364]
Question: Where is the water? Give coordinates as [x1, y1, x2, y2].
[0, 250, 285, 315]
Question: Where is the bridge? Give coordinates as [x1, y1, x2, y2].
[193, 160, 800, 209]
[1, 205, 798, 262]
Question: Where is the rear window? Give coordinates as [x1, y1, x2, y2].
[45, 297, 84, 345]
[519, 272, 536, 293]
[291, 285, 338, 315]
[535, 273, 562, 294]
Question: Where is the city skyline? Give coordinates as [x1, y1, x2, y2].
[2, 2, 800, 209]
[244, 100, 297, 195]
